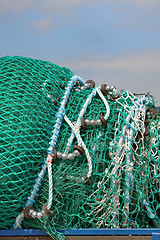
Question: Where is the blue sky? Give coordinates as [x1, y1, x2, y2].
[0, 0, 160, 105]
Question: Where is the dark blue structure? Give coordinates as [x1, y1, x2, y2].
[0, 229, 160, 239]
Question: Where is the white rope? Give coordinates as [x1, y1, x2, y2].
[64, 115, 92, 178]
[63, 86, 111, 178]
[97, 87, 110, 120]
[65, 88, 97, 153]
[65, 86, 110, 154]
[15, 81, 111, 226]
[14, 76, 85, 226]
[15, 213, 23, 229]
[47, 155, 53, 210]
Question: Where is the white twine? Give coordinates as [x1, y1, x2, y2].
[64, 115, 92, 178]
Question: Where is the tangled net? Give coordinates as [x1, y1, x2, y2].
[0, 56, 160, 239]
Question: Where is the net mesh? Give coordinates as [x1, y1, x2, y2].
[0, 56, 160, 239]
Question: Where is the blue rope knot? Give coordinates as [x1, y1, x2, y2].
[30, 190, 38, 197]
[26, 197, 35, 206]
[47, 149, 53, 155]
[51, 130, 59, 137]
[49, 141, 55, 148]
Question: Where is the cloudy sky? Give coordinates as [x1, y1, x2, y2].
[0, 0, 160, 105]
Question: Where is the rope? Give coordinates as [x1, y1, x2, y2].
[14, 75, 85, 228]
[64, 115, 92, 178]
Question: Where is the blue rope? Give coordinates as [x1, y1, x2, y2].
[14, 75, 85, 228]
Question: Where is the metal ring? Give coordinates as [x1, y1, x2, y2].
[81, 117, 86, 130]
[73, 145, 85, 155]
[42, 204, 51, 216]
[100, 84, 108, 96]
[53, 149, 57, 162]
[86, 80, 95, 88]
[146, 108, 158, 120]
[99, 115, 107, 127]
[110, 93, 121, 101]
[23, 206, 35, 219]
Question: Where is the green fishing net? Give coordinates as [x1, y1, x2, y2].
[0, 56, 160, 239]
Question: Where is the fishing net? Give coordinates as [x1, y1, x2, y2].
[0, 56, 160, 239]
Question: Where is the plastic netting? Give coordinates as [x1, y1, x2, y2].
[0, 56, 160, 240]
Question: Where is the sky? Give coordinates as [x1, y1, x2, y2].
[0, 0, 160, 105]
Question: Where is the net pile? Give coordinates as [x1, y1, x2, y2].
[0, 56, 160, 239]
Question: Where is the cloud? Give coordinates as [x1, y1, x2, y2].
[30, 17, 54, 32]
[1, 0, 160, 19]
[37, 0, 160, 14]
[113, 17, 160, 33]
[58, 49, 160, 74]
[123, 0, 160, 10]
[37, 0, 101, 15]
[104, 0, 160, 10]
[1, 0, 160, 33]
[0, 0, 33, 14]
[35, 0, 160, 35]
[56, 49, 160, 105]
[0, 0, 34, 23]
[103, 0, 160, 33]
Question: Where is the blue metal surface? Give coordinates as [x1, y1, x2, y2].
[60, 229, 160, 236]
[152, 233, 160, 240]
[1, 229, 160, 236]
[0, 229, 47, 236]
